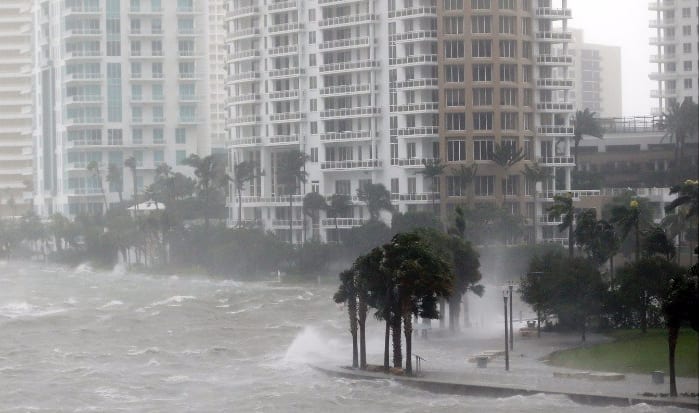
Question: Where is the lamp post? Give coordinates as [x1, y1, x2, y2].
[503, 288, 509, 371]
[509, 283, 514, 351]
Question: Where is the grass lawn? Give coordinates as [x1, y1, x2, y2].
[547, 329, 698, 377]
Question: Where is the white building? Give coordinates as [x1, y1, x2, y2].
[649, 0, 699, 113]
[33, 0, 212, 217]
[226, 0, 580, 245]
[569, 28, 622, 118]
[0, 1, 33, 217]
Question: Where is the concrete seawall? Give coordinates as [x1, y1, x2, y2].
[311, 365, 698, 410]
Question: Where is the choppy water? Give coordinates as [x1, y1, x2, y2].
[0, 262, 689, 412]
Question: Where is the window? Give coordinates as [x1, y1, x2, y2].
[682, 7, 691, 18]
[499, 40, 517, 58]
[472, 40, 492, 57]
[444, 16, 464, 34]
[498, 0, 515, 9]
[682, 25, 691, 36]
[473, 64, 492, 81]
[152, 84, 163, 100]
[683, 43, 692, 53]
[310, 76, 317, 89]
[446, 89, 465, 106]
[446, 176, 462, 196]
[500, 88, 517, 106]
[335, 180, 351, 195]
[175, 128, 186, 144]
[499, 16, 516, 34]
[308, 147, 318, 163]
[473, 138, 494, 160]
[131, 62, 141, 78]
[445, 65, 465, 82]
[505, 175, 519, 196]
[445, 113, 466, 131]
[684, 61, 693, 71]
[447, 140, 466, 161]
[176, 150, 187, 165]
[309, 32, 316, 44]
[309, 54, 316, 66]
[684, 78, 693, 89]
[153, 150, 164, 165]
[151, 40, 162, 56]
[152, 62, 163, 78]
[471, 0, 490, 9]
[153, 128, 164, 143]
[445, 0, 464, 9]
[179, 83, 195, 99]
[444, 40, 465, 59]
[130, 40, 141, 56]
[473, 112, 493, 130]
[132, 128, 143, 144]
[131, 84, 142, 100]
[107, 129, 123, 145]
[391, 178, 399, 194]
[471, 16, 491, 34]
[500, 64, 517, 82]
[473, 88, 493, 105]
[475, 176, 494, 196]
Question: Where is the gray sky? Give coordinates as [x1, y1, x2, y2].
[568, 0, 654, 116]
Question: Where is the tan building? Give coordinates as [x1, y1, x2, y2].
[569, 28, 622, 118]
[0, 1, 33, 217]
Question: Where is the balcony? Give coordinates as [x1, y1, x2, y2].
[388, 7, 437, 19]
[537, 156, 575, 166]
[320, 159, 382, 171]
[536, 102, 574, 112]
[536, 55, 573, 66]
[226, 94, 261, 106]
[267, 1, 298, 11]
[391, 78, 439, 90]
[536, 78, 574, 89]
[649, 71, 680, 81]
[267, 45, 298, 56]
[267, 90, 299, 100]
[235, 195, 303, 205]
[537, 126, 574, 136]
[63, 6, 102, 16]
[268, 22, 304, 34]
[64, 28, 102, 38]
[535, 8, 572, 19]
[390, 30, 437, 43]
[65, 95, 103, 105]
[228, 49, 261, 62]
[226, 72, 260, 84]
[394, 126, 440, 139]
[64, 73, 102, 83]
[535, 31, 573, 42]
[538, 215, 564, 225]
[229, 137, 262, 147]
[319, 37, 370, 51]
[389, 54, 438, 66]
[267, 134, 299, 145]
[391, 193, 439, 203]
[225, 6, 260, 21]
[537, 190, 600, 200]
[319, 84, 372, 97]
[272, 219, 304, 228]
[320, 107, 380, 119]
[395, 157, 440, 168]
[650, 89, 678, 98]
[320, 218, 367, 228]
[649, 36, 675, 45]
[267, 67, 304, 79]
[649, 53, 676, 63]
[319, 14, 378, 28]
[390, 102, 439, 114]
[649, 18, 675, 28]
[319, 60, 379, 74]
[320, 130, 374, 143]
[227, 115, 261, 126]
[648, 0, 675, 10]
[269, 112, 305, 122]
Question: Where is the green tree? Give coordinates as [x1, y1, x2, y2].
[572, 109, 604, 172]
[491, 143, 525, 204]
[334, 268, 359, 368]
[183, 154, 229, 230]
[124, 156, 138, 211]
[106, 163, 124, 204]
[610, 199, 646, 263]
[87, 161, 108, 212]
[357, 183, 393, 222]
[547, 193, 575, 257]
[662, 100, 699, 164]
[574, 211, 619, 278]
[303, 192, 327, 242]
[233, 160, 261, 227]
[521, 163, 550, 243]
[642, 226, 676, 260]
[277, 150, 308, 243]
[665, 179, 699, 219]
[326, 194, 352, 244]
[417, 159, 445, 216]
[454, 164, 478, 208]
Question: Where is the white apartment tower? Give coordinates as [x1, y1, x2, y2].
[649, 0, 699, 113]
[33, 0, 212, 217]
[227, 0, 579, 245]
[0, 1, 33, 217]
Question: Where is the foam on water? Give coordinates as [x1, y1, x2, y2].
[0, 302, 67, 319]
[150, 296, 196, 307]
[283, 326, 346, 365]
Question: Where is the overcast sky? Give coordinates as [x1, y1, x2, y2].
[568, 0, 654, 116]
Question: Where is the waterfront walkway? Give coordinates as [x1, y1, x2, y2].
[314, 329, 698, 410]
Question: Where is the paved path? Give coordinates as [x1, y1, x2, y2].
[319, 327, 698, 410]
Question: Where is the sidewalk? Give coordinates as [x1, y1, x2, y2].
[316, 328, 699, 410]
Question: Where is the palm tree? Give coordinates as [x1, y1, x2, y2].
[610, 199, 644, 263]
[183, 154, 228, 230]
[124, 156, 138, 211]
[417, 159, 445, 217]
[334, 268, 359, 368]
[454, 164, 478, 209]
[662, 100, 699, 164]
[356, 183, 393, 221]
[276, 150, 308, 243]
[303, 192, 327, 242]
[573, 109, 604, 171]
[233, 160, 260, 227]
[86, 161, 108, 213]
[666, 179, 699, 219]
[353, 248, 384, 370]
[106, 163, 124, 204]
[326, 194, 352, 243]
[491, 143, 525, 204]
[547, 192, 575, 257]
[521, 163, 550, 243]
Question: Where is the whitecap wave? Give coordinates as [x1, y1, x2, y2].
[0, 302, 67, 319]
[99, 300, 124, 309]
[151, 296, 196, 307]
[127, 347, 160, 356]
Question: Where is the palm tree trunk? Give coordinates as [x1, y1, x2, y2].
[384, 319, 390, 373]
[635, 220, 640, 263]
[349, 299, 358, 368]
[641, 290, 648, 334]
[668, 325, 678, 397]
[581, 315, 586, 342]
[391, 313, 402, 368]
[403, 313, 413, 375]
[288, 194, 293, 243]
[439, 298, 445, 328]
[237, 188, 243, 227]
[358, 295, 367, 369]
[463, 293, 470, 328]
[537, 309, 541, 338]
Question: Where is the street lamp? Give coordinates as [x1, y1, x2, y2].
[508, 283, 514, 351]
[503, 288, 510, 371]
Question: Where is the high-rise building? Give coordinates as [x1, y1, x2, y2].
[226, 0, 582, 245]
[208, 0, 228, 155]
[569, 28, 622, 117]
[649, 0, 698, 113]
[33, 0, 213, 217]
[0, 1, 33, 217]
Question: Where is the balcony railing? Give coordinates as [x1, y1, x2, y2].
[320, 107, 380, 119]
[391, 192, 439, 202]
[320, 130, 374, 142]
[321, 218, 367, 228]
[319, 14, 377, 27]
[395, 157, 440, 168]
[537, 156, 575, 165]
[320, 159, 382, 170]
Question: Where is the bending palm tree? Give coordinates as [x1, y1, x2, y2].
[124, 156, 138, 211]
[455, 164, 478, 209]
[87, 161, 108, 212]
[106, 163, 123, 204]
[277, 150, 308, 243]
[327, 194, 352, 243]
[233, 160, 260, 227]
[334, 268, 359, 368]
[356, 183, 393, 221]
[521, 163, 550, 243]
[662, 100, 698, 164]
[610, 199, 643, 263]
[303, 192, 327, 241]
[491, 143, 525, 205]
[573, 109, 604, 172]
[547, 192, 575, 257]
[418, 159, 445, 217]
